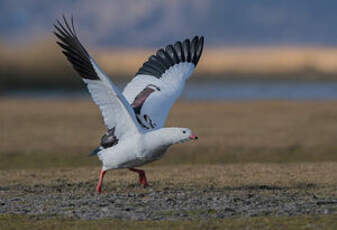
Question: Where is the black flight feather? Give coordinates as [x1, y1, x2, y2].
[53, 16, 99, 80]
[136, 36, 204, 78]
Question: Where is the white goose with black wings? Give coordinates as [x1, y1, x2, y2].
[54, 16, 203, 193]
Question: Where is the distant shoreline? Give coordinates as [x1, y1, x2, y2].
[2, 73, 337, 92]
[3, 80, 337, 101]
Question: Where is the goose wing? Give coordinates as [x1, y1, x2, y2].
[54, 16, 143, 139]
[123, 36, 204, 130]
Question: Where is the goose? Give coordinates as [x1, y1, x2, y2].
[53, 16, 204, 193]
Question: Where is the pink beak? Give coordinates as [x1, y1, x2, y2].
[189, 134, 198, 140]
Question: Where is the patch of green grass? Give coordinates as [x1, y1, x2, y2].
[0, 151, 100, 170]
[152, 146, 337, 167]
[2, 146, 337, 170]
[0, 214, 336, 230]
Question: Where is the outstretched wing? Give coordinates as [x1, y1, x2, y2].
[123, 36, 204, 130]
[54, 16, 143, 139]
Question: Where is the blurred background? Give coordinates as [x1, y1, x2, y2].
[1, 0, 337, 169]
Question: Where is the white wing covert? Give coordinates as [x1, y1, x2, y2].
[123, 36, 204, 130]
[54, 16, 142, 139]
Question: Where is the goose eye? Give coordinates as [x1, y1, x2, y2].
[182, 130, 186, 134]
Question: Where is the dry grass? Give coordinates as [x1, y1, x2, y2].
[1, 99, 337, 169]
[97, 46, 337, 76]
[2, 40, 337, 89]
[201, 47, 337, 75]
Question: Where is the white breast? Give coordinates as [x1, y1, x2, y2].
[98, 134, 143, 170]
[98, 130, 171, 170]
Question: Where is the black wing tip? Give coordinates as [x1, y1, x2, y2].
[194, 35, 204, 66]
[54, 15, 76, 38]
[136, 35, 205, 78]
[53, 15, 100, 80]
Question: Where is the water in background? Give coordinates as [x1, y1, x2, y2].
[182, 80, 337, 101]
[3, 80, 337, 101]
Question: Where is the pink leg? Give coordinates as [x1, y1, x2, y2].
[129, 168, 149, 187]
[96, 169, 106, 193]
